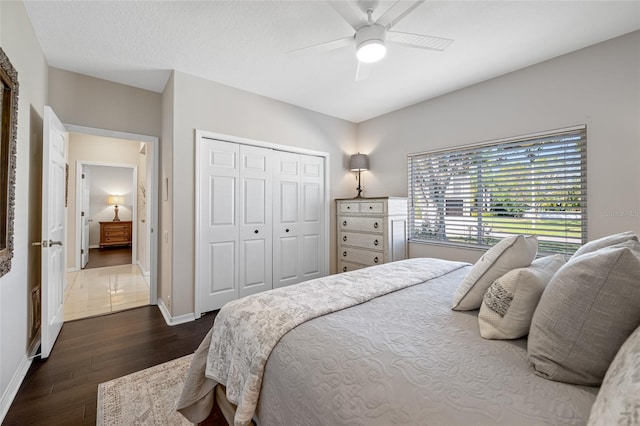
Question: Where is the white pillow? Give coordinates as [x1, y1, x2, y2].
[571, 231, 638, 260]
[478, 254, 565, 340]
[452, 235, 538, 311]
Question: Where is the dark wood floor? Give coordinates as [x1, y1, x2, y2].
[85, 246, 132, 269]
[4, 306, 226, 425]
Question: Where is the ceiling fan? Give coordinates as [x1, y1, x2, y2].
[288, 0, 454, 81]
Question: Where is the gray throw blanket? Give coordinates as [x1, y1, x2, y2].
[177, 258, 468, 425]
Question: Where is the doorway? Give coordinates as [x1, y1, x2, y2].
[63, 129, 157, 321]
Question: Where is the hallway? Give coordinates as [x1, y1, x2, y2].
[65, 264, 149, 321]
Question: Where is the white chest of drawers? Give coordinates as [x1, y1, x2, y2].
[336, 197, 408, 273]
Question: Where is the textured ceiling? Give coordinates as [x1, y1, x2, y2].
[24, 1, 640, 123]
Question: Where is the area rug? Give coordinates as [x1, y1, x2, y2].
[97, 354, 194, 425]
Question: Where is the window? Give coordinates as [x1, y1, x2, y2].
[408, 126, 587, 255]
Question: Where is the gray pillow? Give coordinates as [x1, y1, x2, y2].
[478, 255, 565, 340]
[452, 235, 538, 311]
[587, 324, 640, 425]
[571, 230, 638, 260]
[528, 240, 640, 386]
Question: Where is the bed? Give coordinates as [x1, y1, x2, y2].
[177, 257, 601, 426]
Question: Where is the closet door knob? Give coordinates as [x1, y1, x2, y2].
[343, 251, 347, 257]
[374, 256, 379, 263]
[343, 266, 347, 272]
[373, 222, 379, 229]
[369, 206, 373, 209]
[285, 229, 290, 233]
[254, 230, 259, 234]
[343, 235, 347, 242]
[342, 221, 347, 226]
[374, 239, 379, 246]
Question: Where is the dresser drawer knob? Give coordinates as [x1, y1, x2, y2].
[347, 206, 350, 209]
[374, 256, 379, 263]
[286, 229, 290, 233]
[374, 239, 379, 246]
[343, 235, 347, 242]
[369, 206, 373, 209]
[343, 251, 347, 257]
[343, 221, 347, 226]
[254, 230, 259, 234]
[343, 266, 347, 272]
[373, 222, 379, 229]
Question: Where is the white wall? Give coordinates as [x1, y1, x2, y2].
[162, 71, 357, 316]
[66, 133, 141, 269]
[86, 165, 134, 247]
[358, 30, 640, 263]
[0, 0, 48, 420]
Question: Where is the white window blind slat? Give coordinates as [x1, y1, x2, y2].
[408, 126, 587, 255]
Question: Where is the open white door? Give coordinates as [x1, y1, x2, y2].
[81, 166, 90, 268]
[41, 106, 67, 359]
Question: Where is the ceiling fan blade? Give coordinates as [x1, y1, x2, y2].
[287, 36, 354, 55]
[387, 31, 453, 51]
[376, 0, 425, 30]
[327, 1, 367, 30]
[355, 61, 372, 81]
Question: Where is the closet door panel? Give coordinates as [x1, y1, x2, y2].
[301, 155, 325, 280]
[199, 140, 240, 312]
[239, 145, 273, 297]
[273, 152, 302, 288]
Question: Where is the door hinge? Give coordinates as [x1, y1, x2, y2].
[81, 211, 85, 217]
[81, 249, 84, 254]
[82, 173, 85, 179]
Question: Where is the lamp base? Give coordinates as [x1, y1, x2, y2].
[113, 205, 121, 222]
[353, 170, 364, 198]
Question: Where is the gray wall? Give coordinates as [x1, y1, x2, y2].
[0, 0, 48, 416]
[358, 30, 640, 263]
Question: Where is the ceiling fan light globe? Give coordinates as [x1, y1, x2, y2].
[357, 40, 387, 63]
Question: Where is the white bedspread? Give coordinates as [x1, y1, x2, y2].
[177, 258, 468, 425]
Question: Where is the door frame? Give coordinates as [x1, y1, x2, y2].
[66, 124, 159, 305]
[194, 129, 330, 318]
[74, 160, 138, 267]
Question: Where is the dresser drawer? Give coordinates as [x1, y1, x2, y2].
[105, 230, 129, 238]
[338, 261, 367, 273]
[339, 202, 360, 213]
[104, 224, 129, 232]
[339, 216, 383, 233]
[339, 247, 383, 266]
[359, 202, 384, 214]
[339, 231, 382, 250]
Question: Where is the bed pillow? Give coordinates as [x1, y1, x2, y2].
[452, 235, 538, 311]
[478, 254, 565, 340]
[587, 324, 640, 426]
[570, 230, 638, 260]
[528, 240, 640, 386]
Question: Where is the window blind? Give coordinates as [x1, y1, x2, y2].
[408, 126, 587, 255]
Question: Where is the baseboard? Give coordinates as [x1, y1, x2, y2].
[66, 267, 79, 272]
[136, 261, 150, 277]
[157, 299, 195, 326]
[0, 352, 34, 423]
[89, 244, 99, 249]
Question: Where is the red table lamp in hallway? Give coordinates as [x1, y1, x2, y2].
[108, 195, 124, 222]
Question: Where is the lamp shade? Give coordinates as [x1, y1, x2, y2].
[108, 195, 124, 206]
[349, 153, 369, 171]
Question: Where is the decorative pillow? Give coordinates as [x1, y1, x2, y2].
[528, 240, 640, 386]
[452, 235, 538, 311]
[587, 324, 640, 426]
[570, 230, 638, 260]
[478, 254, 565, 340]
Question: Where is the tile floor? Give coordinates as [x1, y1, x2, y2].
[64, 264, 150, 321]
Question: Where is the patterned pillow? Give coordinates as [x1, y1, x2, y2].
[528, 240, 640, 385]
[587, 324, 640, 425]
[452, 235, 538, 311]
[478, 255, 565, 340]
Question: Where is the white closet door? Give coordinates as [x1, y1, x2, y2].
[300, 155, 325, 281]
[273, 152, 301, 288]
[238, 145, 273, 297]
[199, 139, 240, 312]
